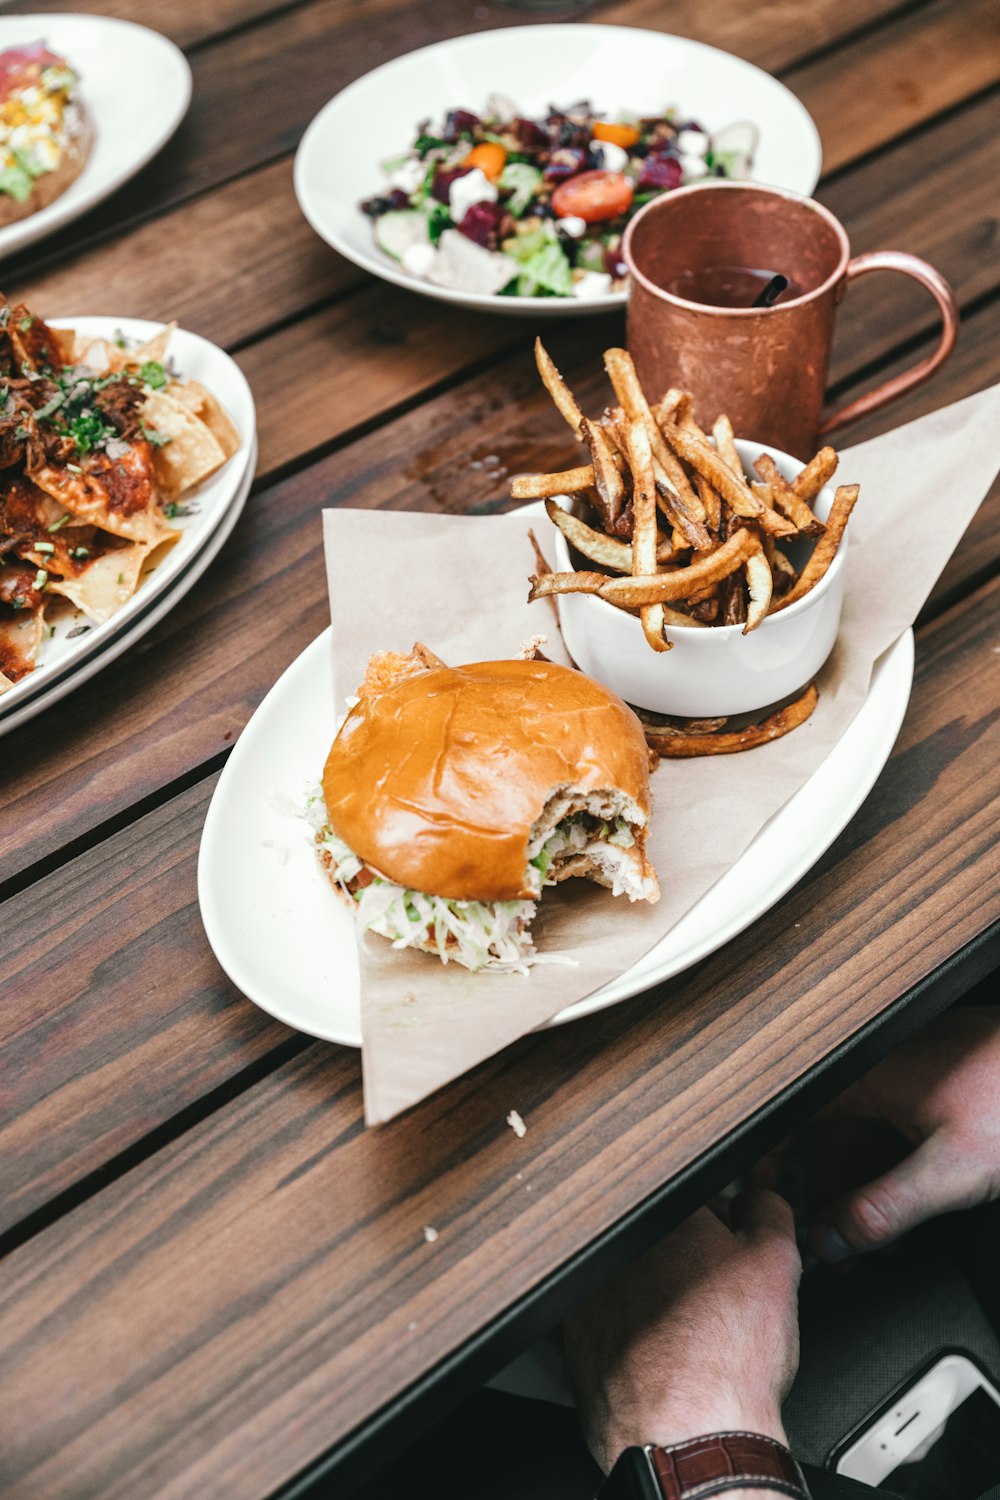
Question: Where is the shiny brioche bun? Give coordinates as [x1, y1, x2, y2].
[322, 659, 651, 902]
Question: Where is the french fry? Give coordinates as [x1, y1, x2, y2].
[535, 338, 585, 440]
[511, 465, 597, 500]
[722, 572, 748, 626]
[526, 527, 553, 578]
[769, 484, 859, 613]
[753, 452, 825, 536]
[654, 480, 714, 551]
[604, 348, 707, 522]
[711, 414, 742, 478]
[660, 420, 765, 520]
[793, 446, 838, 501]
[544, 499, 678, 572]
[529, 569, 608, 599]
[643, 683, 819, 757]
[627, 418, 670, 652]
[581, 418, 626, 530]
[530, 528, 758, 607]
[743, 543, 773, 633]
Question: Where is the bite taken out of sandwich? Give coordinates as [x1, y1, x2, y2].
[307, 644, 659, 974]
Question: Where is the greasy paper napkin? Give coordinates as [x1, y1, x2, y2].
[324, 383, 1000, 1123]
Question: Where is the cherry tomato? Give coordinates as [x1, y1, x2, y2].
[592, 121, 640, 150]
[551, 170, 634, 224]
[463, 141, 507, 181]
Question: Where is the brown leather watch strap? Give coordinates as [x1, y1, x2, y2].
[648, 1432, 810, 1500]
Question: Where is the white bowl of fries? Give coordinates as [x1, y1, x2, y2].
[549, 439, 846, 717]
[517, 343, 857, 720]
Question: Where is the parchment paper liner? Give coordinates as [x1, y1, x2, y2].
[322, 384, 1000, 1123]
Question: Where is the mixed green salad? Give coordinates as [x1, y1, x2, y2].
[360, 96, 756, 299]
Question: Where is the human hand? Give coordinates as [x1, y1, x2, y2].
[809, 1008, 1000, 1262]
[564, 1191, 801, 1475]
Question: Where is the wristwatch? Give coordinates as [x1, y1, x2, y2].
[597, 1432, 811, 1500]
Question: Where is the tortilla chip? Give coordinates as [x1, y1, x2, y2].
[131, 323, 176, 367]
[166, 379, 241, 459]
[0, 670, 14, 693]
[31, 451, 178, 548]
[70, 335, 130, 373]
[142, 389, 229, 497]
[46, 540, 161, 623]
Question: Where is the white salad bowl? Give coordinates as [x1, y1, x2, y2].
[551, 440, 847, 717]
[293, 24, 822, 316]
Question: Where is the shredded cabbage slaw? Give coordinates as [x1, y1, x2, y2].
[305, 790, 628, 974]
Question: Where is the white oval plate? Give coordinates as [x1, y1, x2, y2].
[0, 316, 256, 719]
[199, 623, 913, 1047]
[0, 14, 191, 261]
[294, 24, 822, 317]
[0, 437, 255, 739]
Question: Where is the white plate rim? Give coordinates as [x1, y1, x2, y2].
[293, 23, 823, 316]
[198, 622, 914, 1047]
[0, 315, 256, 716]
[0, 13, 192, 260]
[0, 437, 255, 738]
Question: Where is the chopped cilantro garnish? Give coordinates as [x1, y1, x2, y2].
[13, 425, 29, 440]
[163, 501, 192, 519]
[139, 360, 168, 390]
[141, 422, 170, 448]
[47, 513, 71, 532]
[117, 572, 125, 585]
[65, 410, 114, 454]
[19, 317, 33, 332]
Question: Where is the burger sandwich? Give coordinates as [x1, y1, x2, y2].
[309, 646, 659, 974]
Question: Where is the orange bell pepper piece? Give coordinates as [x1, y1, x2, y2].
[463, 141, 507, 181]
[592, 121, 640, 150]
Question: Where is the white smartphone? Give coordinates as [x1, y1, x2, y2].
[832, 1350, 1000, 1498]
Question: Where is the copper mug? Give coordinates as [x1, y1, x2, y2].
[622, 182, 958, 458]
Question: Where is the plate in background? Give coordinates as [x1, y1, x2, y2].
[0, 13, 191, 260]
[294, 24, 822, 316]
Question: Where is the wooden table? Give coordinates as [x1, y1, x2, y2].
[2, 1, 998, 1495]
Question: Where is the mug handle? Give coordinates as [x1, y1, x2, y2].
[818, 251, 958, 436]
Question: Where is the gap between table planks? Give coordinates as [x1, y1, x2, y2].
[1, 277, 998, 895]
[0, 568, 998, 1499]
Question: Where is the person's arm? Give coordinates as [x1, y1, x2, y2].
[809, 1008, 1000, 1261]
[564, 1190, 802, 1496]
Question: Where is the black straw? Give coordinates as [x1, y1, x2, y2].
[752, 274, 789, 309]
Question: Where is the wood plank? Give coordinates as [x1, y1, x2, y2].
[1, 571, 998, 1499]
[822, 91, 1000, 382]
[237, 285, 544, 477]
[784, 0, 1000, 174]
[7, 160, 358, 351]
[597, 0, 912, 72]
[0, 780, 294, 1236]
[3, 274, 997, 893]
[2, 0, 293, 50]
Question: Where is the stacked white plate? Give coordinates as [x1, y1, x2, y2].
[0, 318, 257, 738]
